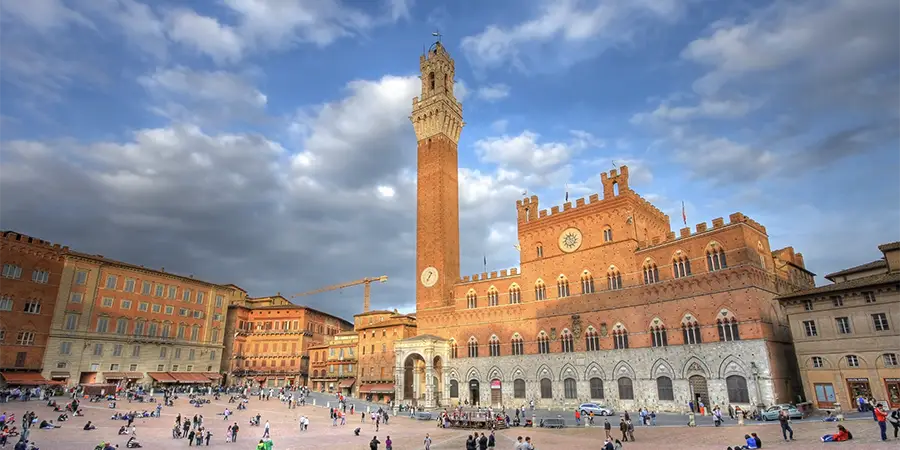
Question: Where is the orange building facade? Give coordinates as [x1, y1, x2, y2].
[0, 232, 68, 386]
[225, 295, 352, 388]
[307, 331, 358, 395]
[395, 42, 814, 411]
[40, 250, 243, 386]
[355, 310, 417, 402]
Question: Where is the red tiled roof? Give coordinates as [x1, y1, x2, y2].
[148, 372, 177, 383]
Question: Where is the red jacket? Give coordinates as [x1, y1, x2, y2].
[875, 408, 887, 422]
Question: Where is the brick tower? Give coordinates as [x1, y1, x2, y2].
[410, 41, 464, 314]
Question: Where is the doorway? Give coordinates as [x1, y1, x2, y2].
[846, 378, 871, 405]
[884, 379, 900, 408]
[469, 379, 480, 405]
[689, 375, 709, 411]
[490, 379, 502, 406]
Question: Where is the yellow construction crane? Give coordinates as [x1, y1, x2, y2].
[290, 276, 388, 313]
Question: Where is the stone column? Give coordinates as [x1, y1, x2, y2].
[425, 361, 435, 408]
[394, 360, 404, 402]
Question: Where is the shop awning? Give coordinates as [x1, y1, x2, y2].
[168, 372, 209, 383]
[339, 378, 356, 388]
[359, 383, 394, 394]
[0, 372, 50, 385]
[125, 372, 143, 379]
[104, 372, 125, 380]
[148, 372, 177, 383]
[49, 371, 70, 379]
[203, 372, 223, 380]
[256, 377, 267, 383]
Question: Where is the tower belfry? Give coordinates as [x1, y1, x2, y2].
[411, 40, 464, 313]
[410, 42, 464, 143]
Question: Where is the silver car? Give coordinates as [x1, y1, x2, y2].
[761, 404, 803, 421]
[578, 402, 614, 416]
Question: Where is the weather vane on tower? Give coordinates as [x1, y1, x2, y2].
[432, 30, 442, 43]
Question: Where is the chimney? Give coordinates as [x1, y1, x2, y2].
[878, 242, 900, 273]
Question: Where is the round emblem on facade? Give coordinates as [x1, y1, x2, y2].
[558, 227, 583, 253]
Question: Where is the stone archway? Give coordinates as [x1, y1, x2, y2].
[403, 353, 427, 405]
[689, 375, 709, 411]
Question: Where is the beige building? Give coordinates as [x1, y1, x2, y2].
[777, 242, 900, 410]
[308, 331, 358, 395]
[42, 252, 246, 386]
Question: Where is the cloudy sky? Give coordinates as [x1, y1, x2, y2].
[1, 0, 897, 321]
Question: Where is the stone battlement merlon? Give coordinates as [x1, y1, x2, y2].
[637, 211, 769, 251]
[517, 166, 650, 228]
[458, 267, 520, 284]
[1, 230, 69, 252]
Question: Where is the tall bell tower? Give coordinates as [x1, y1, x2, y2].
[410, 41, 464, 314]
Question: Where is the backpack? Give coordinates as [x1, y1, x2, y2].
[846, 430, 853, 440]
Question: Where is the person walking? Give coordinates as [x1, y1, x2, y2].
[423, 433, 431, 450]
[874, 403, 888, 441]
[369, 436, 380, 450]
[778, 410, 794, 441]
[263, 420, 270, 438]
[603, 418, 611, 440]
[888, 406, 900, 439]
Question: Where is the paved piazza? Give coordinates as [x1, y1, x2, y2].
[3, 397, 896, 450]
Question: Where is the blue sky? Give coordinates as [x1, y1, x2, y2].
[1, 0, 898, 320]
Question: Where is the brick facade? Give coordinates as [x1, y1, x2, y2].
[0, 232, 67, 377]
[354, 310, 417, 401]
[397, 42, 814, 411]
[227, 295, 352, 388]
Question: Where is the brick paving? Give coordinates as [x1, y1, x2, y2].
[1, 397, 894, 449]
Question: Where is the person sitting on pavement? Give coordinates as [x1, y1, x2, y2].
[83, 421, 96, 430]
[39, 420, 59, 429]
[821, 424, 852, 442]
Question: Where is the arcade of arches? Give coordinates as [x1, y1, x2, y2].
[394, 335, 770, 411]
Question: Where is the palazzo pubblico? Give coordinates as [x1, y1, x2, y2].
[393, 42, 815, 412]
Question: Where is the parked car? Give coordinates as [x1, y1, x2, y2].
[578, 403, 614, 416]
[761, 404, 803, 421]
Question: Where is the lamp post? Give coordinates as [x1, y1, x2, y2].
[751, 362, 764, 409]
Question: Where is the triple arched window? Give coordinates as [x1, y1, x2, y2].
[682, 316, 702, 345]
[717, 311, 741, 342]
[467, 337, 478, 358]
[650, 323, 668, 347]
[557, 276, 570, 298]
[487, 288, 499, 307]
[560, 330, 574, 353]
[612, 326, 629, 350]
[466, 290, 477, 309]
[607, 267, 623, 290]
[535, 280, 547, 301]
[581, 271, 595, 294]
[643, 259, 660, 284]
[489, 336, 501, 357]
[511, 334, 524, 355]
[508, 284, 521, 304]
[673, 253, 692, 278]
[537, 332, 550, 354]
[585, 327, 600, 351]
[707, 243, 728, 272]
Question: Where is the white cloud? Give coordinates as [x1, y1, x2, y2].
[461, 0, 683, 71]
[165, 8, 245, 64]
[0, 0, 93, 33]
[138, 67, 268, 123]
[630, 97, 758, 125]
[490, 119, 509, 133]
[476, 83, 510, 101]
[454, 79, 470, 102]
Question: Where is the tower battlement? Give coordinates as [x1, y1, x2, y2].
[1, 230, 69, 252]
[516, 165, 668, 228]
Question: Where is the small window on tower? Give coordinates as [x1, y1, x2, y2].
[444, 73, 448, 92]
[429, 72, 435, 90]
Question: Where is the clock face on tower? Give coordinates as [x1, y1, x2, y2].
[558, 227, 583, 253]
[420, 266, 439, 287]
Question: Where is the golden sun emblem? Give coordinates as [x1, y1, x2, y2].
[562, 232, 579, 249]
[558, 227, 583, 253]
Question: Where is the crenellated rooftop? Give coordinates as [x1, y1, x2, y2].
[636, 212, 767, 250]
[1, 230, 69, 252]
[458, 267, 521, 285]
[515, 166, 669, 229]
